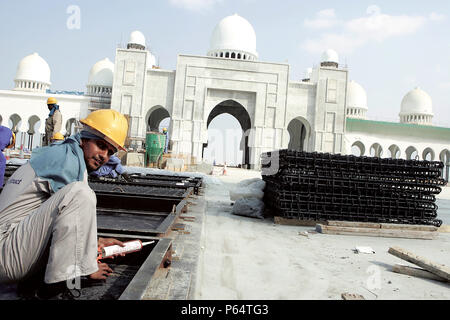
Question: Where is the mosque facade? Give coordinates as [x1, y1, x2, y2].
[0, 14, 449, 180]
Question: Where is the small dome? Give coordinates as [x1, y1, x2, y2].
[347, 80, 368, 110]
[87, 58, 114, 87]
[128, 30, 146, 47]
[209, 14, 258, 59]
[321, 49, 339, 64]
[15, 52, 51, 84]
[400, 87, 433, 116]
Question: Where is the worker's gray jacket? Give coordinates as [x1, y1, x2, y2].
[44, 109, 62, 146]
[0, 163, 98, 284]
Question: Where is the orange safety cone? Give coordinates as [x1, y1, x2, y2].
[223, 165, 227, 175]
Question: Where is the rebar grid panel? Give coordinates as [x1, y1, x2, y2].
[262, 150, 444, 226]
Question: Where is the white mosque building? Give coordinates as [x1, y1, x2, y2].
[0, 14, 449, 180]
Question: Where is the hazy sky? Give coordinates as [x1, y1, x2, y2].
[1, 1, 449, 163]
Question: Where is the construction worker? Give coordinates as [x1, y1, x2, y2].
[0, 126, 14, 187]
[43, 97, 62, 146]
[162, 127, 169, 154]
[0, 109, 128, 299]
[50, 132, 65, 145]
[89, 154, 127, 179]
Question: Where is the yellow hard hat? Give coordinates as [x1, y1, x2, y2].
[80, 109, 129, 151]
[6, 132, 15, 149]
[51, 132, 65, 141]
[47, 97, 57, 105]
[163, 127, 167, 132]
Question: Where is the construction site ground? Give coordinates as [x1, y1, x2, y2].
[1, 164, 449, 300]
[144, 167, 450, 300]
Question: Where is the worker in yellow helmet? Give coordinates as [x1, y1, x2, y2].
[162, 127, 169, 153]
[0, 109, 129, 299]
[43, 97, 62, 147]
[50, 132, 65, 145]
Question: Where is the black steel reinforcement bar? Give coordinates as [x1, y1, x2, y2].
[90, 173, 203, 194]
[262, 150, 444, 226]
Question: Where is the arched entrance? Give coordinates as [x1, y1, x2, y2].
[287, 117, 311, 151]
[370, 143, 383, 157]
[422, 147, 435, 161]
[351, 141, 365, 156]
[65, 118, 80, 137]
[27, 115, 41, 151]
[8, 114, 22, 149]
[388, 144, 401, 159]
[405, 146, 418, 160]
[146, 106, 171, 132]
[204, 100, 251, 167]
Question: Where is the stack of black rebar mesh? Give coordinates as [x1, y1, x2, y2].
[261, 150, 446, 227]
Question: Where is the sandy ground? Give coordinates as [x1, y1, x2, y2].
[193, 168, 450, 300]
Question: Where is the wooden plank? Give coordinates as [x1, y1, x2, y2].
[316, 224, 438, 240]
[274, 216, 326, 227]
[327, 221, 381, 229]
[327, 220, 438, 232]
[438, 225, 450, 233]
[380, 223, 438, 232]
[388, 246, 450, 281]
[180, 215, 196, 221]
[392, 264, 449, 282]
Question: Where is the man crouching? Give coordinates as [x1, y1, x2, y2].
[0, 109, 129, 299]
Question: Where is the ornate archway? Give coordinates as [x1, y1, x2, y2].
[351, 141, 365, 156]
[27, 115, 41, 150]
[370, 143, 383, 157]
[204, 100, 251, 167]
[287, 117, 311, 152]
[388, 144, 401, 159]
[146, 106, 171, 132]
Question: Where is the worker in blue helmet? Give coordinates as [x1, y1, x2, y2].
[0, 126, 14, 188]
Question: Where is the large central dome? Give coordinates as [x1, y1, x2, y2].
[208, 14, 258, 61]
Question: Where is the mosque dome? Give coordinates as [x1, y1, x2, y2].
[14, 52, 51, 92]
[208, 14, 258, 61]
[347, 81, 368, 110]
[87, 58, 114, 87]
[399, 87, 433, 125]
[346, 80, 368, 119]
[320, 49, 339, 67]
[128, 30, 146, 50]
[86, 58, 114, 96]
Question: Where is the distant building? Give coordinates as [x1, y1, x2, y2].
[0, 14, 449, 180]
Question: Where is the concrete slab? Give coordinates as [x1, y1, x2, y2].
[192, 168, 450, 300]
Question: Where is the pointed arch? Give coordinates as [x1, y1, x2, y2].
[287, 116, 311, 152]
[205, 99, 251, 167]
[351, 141, 365, 156]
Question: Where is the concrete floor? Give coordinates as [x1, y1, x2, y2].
[1, 166, 449, 300]
[190, 168, 450, 300]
